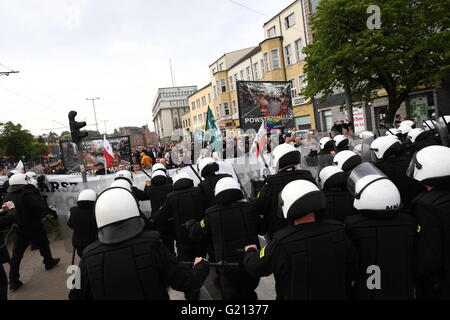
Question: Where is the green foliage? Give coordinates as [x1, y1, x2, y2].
[303, 0, 450, 122]
[0, 121, 49, 160]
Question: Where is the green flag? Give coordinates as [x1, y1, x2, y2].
[204, 106, 222, 151]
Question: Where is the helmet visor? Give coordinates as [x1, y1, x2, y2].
[347, 162, 386, 197]
[406, 153, 421, 179]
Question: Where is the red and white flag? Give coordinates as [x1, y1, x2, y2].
[103, 135, 114, 169]
[251, 122, 267, 157]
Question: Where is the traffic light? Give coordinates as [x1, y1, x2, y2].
[68, 111, 88, 144]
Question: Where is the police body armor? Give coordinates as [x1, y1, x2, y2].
[321, 190, 357, 222]
[207, 202, 260, 264]
[345, 211, 416, 299]
[198, 174, 230, 209]
[262, 170, 316, 236]
[273, 221, 348, 300]
[82, 231, 169, 300]
[166, 187, 205, 245]
[147, 183, 173, 217]
[5, 189, 44, 231]
[68, 204, 97, 252]
[374, 156, 426, 209]
[412, 189, 450, 299]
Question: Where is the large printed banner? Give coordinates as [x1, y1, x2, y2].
[60, 136, 132, 173]
[237, 81, 295, 131]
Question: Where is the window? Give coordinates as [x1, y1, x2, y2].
[285, 45, 293, 66]
[229, 76, 234, 91]
[271, 49, 280, 69]
[295, 115, 312, 130]
[212, 67, 216, 74]
[234, 74, 238, 86]
[216, 105, 221, 118]
[213, 85, 217, 98]
[263, 52, 269, 72]
[240, 70, 245, 80]
[219, 63, 224, 71]
[208, 93, 211, 103]
[191, 102, 195, 110]
[194, 116, 198, 125]
[290, 79, 297, 98]
[267, 26, 276, 38]
[232, 101, 237, 114]
[310, 0, 321, 12]
[260, 59, 264, 75]
[223, 102, 230, 116]
[295, 39, 304, 61]
[285, 13, 295, 29]
[220, 79, 227, 93]
[188, 119, 190, 126]
[204, 112, 207, 120]
[253, 62, 260, 79]
[198, 114, 202, 122]
[299, 75, 308, 91]
[246, 66, 251, 80]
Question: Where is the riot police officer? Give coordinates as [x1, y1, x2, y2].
[158, 173, 207, 300]
[4, 173, 60, 291]
[0, 201, 16, 300]
[197, 157, 231, 209]
[333, 150, 362, 174]
[408, 146, 450, 299]
[244, 180, 357, 300]
[318, 137, 335, 156]
[152, 163, 173, 184]
[371, 136, 425, 209]
[406, 128, 440, 156]
[333, 135, 349, 152]
[256, 143, 316, 238]
[67, 189, 98, 258]
[69, 187, 209, 300]
[318, 165, 356, 222]
[187, 177, 265, 300]
[345, 163, 416, 299]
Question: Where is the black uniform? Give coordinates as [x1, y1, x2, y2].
[411, 188, 450, 299]
[198, 173, 231, 209]
[406, 134, 440, 156]
[321, 189, 357, 222]
[67, 201, 97, 258]
[374, 156, 426, 209]
[69, 230, 209, 300]
[188, 201, 266, 300]
[243, 221, 357, 300]
[4, 189, 57, 282]
[0, 209, 15, 300]
[345, 210, 416, 299]
[256, 169, 316, 238]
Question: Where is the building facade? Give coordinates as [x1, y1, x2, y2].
[117, 125, 158, 149]
[184, 83, 215, 134]
[151, 86, 197, 143]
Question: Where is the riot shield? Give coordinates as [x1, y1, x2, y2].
[316, 153, 334, 183]
[436, 122, 449, 147]
[360, 133, 376, 162]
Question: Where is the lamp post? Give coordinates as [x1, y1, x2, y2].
[86, 97, 100, 133]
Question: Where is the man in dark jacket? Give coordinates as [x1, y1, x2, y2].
[4, 173, 60, 291]
[0, 201, 16, 300]
[69, 187, 209, 300]
[67, 189, 98, 258]
[197, 157, 231, 210]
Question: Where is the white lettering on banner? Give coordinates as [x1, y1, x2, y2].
[352, 107, 366, 135]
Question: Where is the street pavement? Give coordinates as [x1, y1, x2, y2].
[6, 235, 275, 300]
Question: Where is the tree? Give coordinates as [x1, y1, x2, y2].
[0, 122, 48, 160]
[303, 0, 450, 123]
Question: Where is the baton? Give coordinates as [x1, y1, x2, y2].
[140, 168, 152, 179]
[188, 164, 203, 182]
[381, 124, 396, 136]
[71, 248, 76, 265]
[181, 261, 240, 268]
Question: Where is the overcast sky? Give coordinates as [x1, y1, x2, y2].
[0, 0, 294, 136]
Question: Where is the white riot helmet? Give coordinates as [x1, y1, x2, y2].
[370, 136, 401, 160]
[114, 170, 133, 185]
[333, 150, 362, 173]
[423, 120, 437, 131]
[347, 163, 401, 211]
[385, 128, 400, 136]
[95, 187, 145, 244]
[272, 143, 301, 171]
[7, 169, 20, 179]
[280, 180, 326, 221]
[214, 177, 243, 203]
[29, 178, 38, 189]
[400, 120, 415, 128]
[439, 116, 450, 127]
[77, 189, 97, 203]
[7, 173, 29, 192]
[359, 131, 375, 139]
[152, 163, 167, 174]
[319, 137, 334, 150]
[25, 172, 37, 180]
[318, 166, 348, 190]
[407, 128, 427, 144]
[406, 146, 450, 188]
[198, 157, 219, 178]
[173, 172, 194, 190]
[333, 135, 349, 149]
[111, 179, 132, 191]
[398, 125, 413, 135]
[151, 170, 167, 185]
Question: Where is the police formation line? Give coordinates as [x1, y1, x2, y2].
[1, 118, 450, 300]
